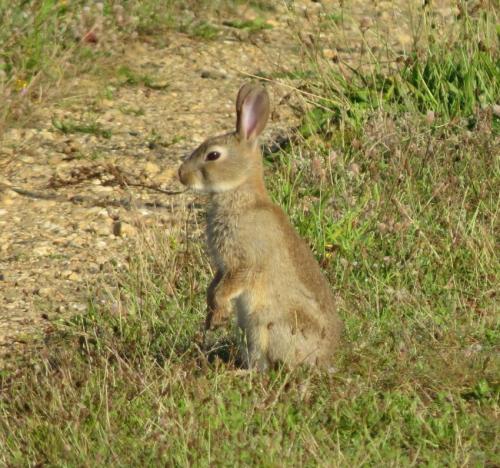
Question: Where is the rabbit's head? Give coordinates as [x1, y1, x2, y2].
[178, 83, 270, 193]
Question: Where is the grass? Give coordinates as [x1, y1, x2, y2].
[1, 0, 499, 465]
[116, 65, 169, 90]
[52, 117, 112, 139]
[223, 18, 273, 33]
[299, 8, 499, 137]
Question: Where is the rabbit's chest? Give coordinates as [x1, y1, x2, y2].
[206, 214, 243, 268]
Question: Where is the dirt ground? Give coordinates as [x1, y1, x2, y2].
[0, 1, 458, 358]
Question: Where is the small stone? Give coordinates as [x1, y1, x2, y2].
[120, 222, 137, 237]
[20, 156, 35, 164]
[101, 99, 114, 109]
[378, 222, 389, 234]
[396, 33, 412, 46]
[1, 194, 16, 206]
[33, 245, 52, 257]
[91, 185, 114, 194]
[87, 262, 100, 274]
[200, 69, 227, 80]
[68, 272, 81, 281]
[144, 161, 160, 176]
[310, 157, 325, 181]
[322, 48, 338, 61]
[95, 220, 113, 236]
[39, 287, 54, 297]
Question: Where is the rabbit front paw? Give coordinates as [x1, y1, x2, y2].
[205, 301, 231, 330]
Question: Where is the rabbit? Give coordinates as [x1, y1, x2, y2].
[178, 83, 343, 370]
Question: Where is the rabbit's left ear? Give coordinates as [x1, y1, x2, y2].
[236, 83, 270, 142]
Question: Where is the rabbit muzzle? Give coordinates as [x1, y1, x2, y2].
[178, 160, 204, 191]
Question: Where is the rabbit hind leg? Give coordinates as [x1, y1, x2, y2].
[238, 322, 270, 371]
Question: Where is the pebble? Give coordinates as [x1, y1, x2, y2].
[33, 245, 53, 257]
[39, 287, 54, 297]
[200, 69, 227, 79]
[144, 161, 160, 175]
[120, 222, 137, 237]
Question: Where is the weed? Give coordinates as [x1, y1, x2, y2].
[52, 118, 112, 139]
[223, 18, 272, 33]
[300, 5, 499, 136]
[117, 65, 169, 90]
[119, 105, 145, 116]
[186, 21, 220, 40]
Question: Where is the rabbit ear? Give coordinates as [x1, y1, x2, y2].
[236, 83, 270, 141]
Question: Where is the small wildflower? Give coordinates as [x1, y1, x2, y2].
[322, 48, 338, 62]
[14, 79, 28, 93]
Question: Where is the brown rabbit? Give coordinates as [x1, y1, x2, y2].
[178, 83, 343, 370]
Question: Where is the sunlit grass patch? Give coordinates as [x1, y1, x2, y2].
[299, 4, 499, 137]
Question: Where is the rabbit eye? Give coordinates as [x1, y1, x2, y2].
[205, 151, 221, 161]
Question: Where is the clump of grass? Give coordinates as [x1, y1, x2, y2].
[119, 105, 145, 116]
[116, 65, 169, 90]
[223, 18, 273, 33]
[300, 4, 499, 137]
[398, 45, 498, 118]
[184, 21, 220, 40]
[52, 117, 112, 139]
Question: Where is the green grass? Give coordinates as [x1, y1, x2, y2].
[52, 117, 112, 139]
[223, 18, 273, 33]
[300, 5, 499, 136]
[1, 1, 499, 465]
[116, 65, 169, 90]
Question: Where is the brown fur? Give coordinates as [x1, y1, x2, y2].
[178, 83, 343, 370]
